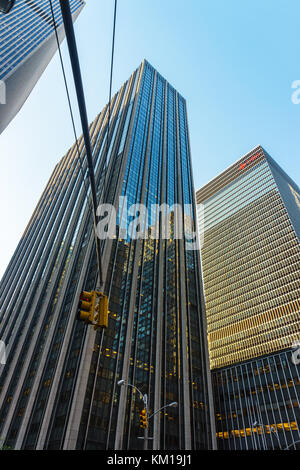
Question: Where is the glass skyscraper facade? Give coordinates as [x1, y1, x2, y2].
[0, 0, 84, 133]
[196, 146, 300, 450]
[0, 60, 213, 450]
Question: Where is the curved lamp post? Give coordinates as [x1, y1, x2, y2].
[252, 421, 282, 450]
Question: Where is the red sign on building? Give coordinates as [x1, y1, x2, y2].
[239, 153, 261, 170]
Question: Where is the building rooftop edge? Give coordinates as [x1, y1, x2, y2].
[196, 144, 265, 196]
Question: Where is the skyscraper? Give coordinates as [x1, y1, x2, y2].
[0, 0, 84, 134]
[196, 146, 300, 450]
[0, 60, 213, 450]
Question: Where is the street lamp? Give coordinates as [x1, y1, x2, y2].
[148, 401, 178, 420]
[117, 379, 147, 405]
[0, 0, 15, 14]
[252, 421, 282, 450]
[117, 379, 178, 450]
[284, 440, 300, 450]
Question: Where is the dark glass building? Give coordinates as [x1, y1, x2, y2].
[0, 60, 213, 450]
[196, 146, 300, 450]
[0, 0, 84, 133]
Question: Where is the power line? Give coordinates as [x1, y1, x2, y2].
[48, 0, 93, 217]
[57, 0, 103, 287]
[103, 0, 118, 202]
[78, 0, 118, 450]
[49, 0, 118, 292]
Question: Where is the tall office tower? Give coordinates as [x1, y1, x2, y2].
[196, 145, 300, 450]
[0, 60, 213, 450]
[0, 0, 84, 134]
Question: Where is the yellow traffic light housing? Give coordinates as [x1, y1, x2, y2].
[93, 292, 109, 330]
[77, 291, 96, 324]
[139, 409, 148, 429]
[77, 290, 109, 330]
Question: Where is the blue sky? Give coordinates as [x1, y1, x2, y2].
[0, 0, 299, 277]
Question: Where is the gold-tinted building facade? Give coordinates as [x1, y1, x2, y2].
[197, 146, 300, 449]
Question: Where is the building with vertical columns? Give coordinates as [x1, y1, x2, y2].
[0, 60, 214, 450]
[196, 146, 300, 450]
[0, 0, 84, 134]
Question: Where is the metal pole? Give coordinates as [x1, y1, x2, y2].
[143, 393, 148, 450]
[143, 426, 148, 451]
[59, 0, 103, 287]
[284, 439, 300, 450]
[143, 399, 177, 450]
[270, 426, 282, 450]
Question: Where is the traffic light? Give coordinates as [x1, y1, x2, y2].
[93, 292, 109, 330]
[0, 0, 15, 14]
[77, 291, 96, 324]
[139, 409, 148, 429]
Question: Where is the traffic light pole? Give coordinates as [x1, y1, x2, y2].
[143, 394, 148, 451]
[143, 425, 149, 451]
[59, 0, 103, 287]
[118, 381, 177, 450]
[142, 402, 178, 449]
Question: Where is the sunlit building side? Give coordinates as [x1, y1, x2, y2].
[0, 60, 214, 450]
[0, 0, 84, 133]
[196, 146, 300, 450]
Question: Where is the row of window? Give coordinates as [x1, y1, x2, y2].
[203, 204, 292, 276]
[202, 201, 287, 270]
[210, 316, 299, 360]
[209, 299, 300, 342]
[202, 187, 282, 254]
[201, 168, 275, 230]
[211, 333, 299, 369]
[206, 262, 300, 314]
